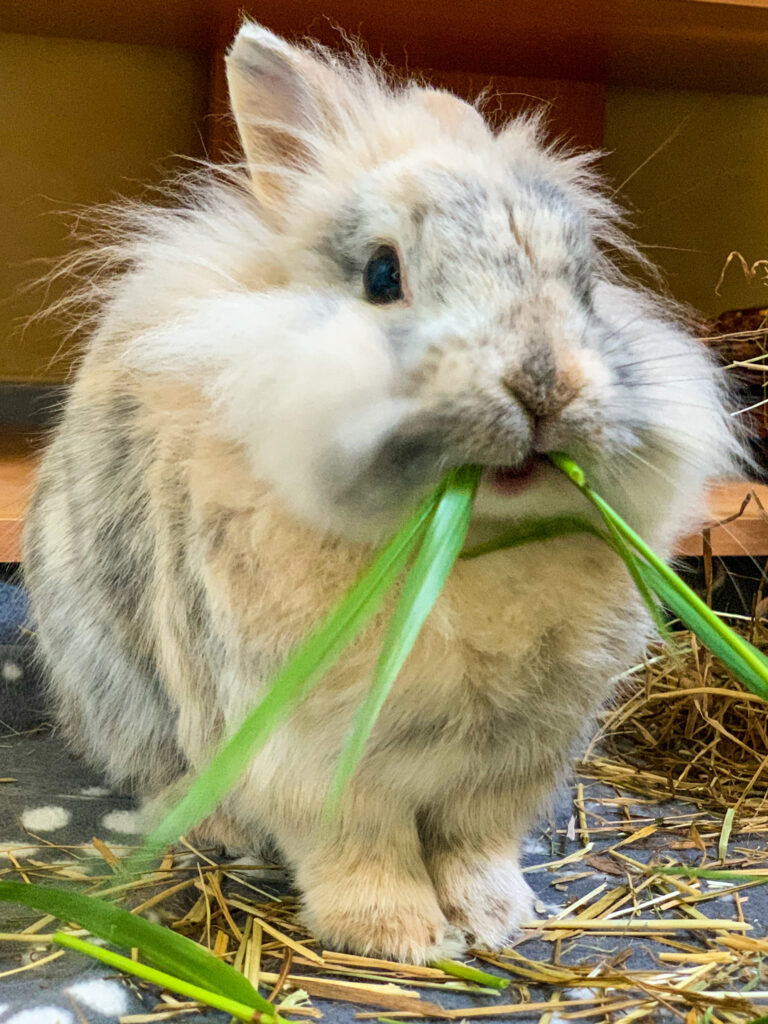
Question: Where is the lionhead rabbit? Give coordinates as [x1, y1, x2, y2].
[24, 22, 736, 961]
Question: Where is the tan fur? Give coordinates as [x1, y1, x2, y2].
[24, 22, 740, 961]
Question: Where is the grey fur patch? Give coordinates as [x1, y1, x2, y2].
[202, 508, 238, 556]
[88, 395, 154, 627]
[316, 201, 368, 281]
[410, 203, 428, 231]
[436, 176, 490, 229]
[417, 816, 458, 858]
[324, 388, 535, 518]
[503, 349, 557, 418]
[387, 713, 453, 751]
[326, 419, 447, 520]
[520, 177, 571, 215]
[512, 177, 593, 300]
[23, 388, 186, 791]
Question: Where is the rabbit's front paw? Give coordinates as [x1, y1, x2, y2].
[430, 850, 534, 950]
[301, 860, 451, 963]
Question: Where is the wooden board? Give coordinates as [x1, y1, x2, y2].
[4, 0, 768, 94]
[676, 480, 768, 557]
[2, 435, 767, 562]
[0, 432, 42, 564]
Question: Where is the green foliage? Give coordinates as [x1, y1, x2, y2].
[53, 932, 275, 1023]
[549, 452, 768, 701]
[0, 881, 268, 1011]
[325, 466, 481, 815]
[460, 513, 600, 559]
[135, 490, 440, 868]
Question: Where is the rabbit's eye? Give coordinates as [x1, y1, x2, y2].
[363, 246, 403, 304]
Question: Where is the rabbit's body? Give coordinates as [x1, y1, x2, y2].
[25, 23, 736, 961]
[26, 378, 637, 954]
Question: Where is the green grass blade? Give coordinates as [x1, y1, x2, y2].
[549, 452, 768, 701]
[53, 932, 275, 1023]
[459, 504, 669, 643]
[324, 467, 481, 815]
[600, 512, 673, 645]
[654, 867, 768, 881]
[460, 514, 601, 559]
[635, 558, 768, 700]
[136, 492, 439, 867]
[0, 881, 265, 1009]
[430, 958, 510, 990]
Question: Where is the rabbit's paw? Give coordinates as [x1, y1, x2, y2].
[430, 850, 534, 950]
[301, 863, 450, 964]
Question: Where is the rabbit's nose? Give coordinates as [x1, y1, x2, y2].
[502, 355, 579, 420]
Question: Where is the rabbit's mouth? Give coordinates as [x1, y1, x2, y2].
[485, 455, 547, 495]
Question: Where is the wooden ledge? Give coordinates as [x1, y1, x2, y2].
[675, 481, 768, 558]
[1, 433, 767, 563]
[0, 431, 42, 564]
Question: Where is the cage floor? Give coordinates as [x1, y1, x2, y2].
[2, 726, 768, 1024]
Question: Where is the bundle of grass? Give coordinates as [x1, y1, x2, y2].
[121, 454, 768, 874]
[4, 455, 768, 1017]
[581, 622, 768, 825]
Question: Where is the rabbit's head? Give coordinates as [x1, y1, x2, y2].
[124, 23, 738, 544]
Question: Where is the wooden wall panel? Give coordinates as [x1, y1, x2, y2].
[5, 0, 768, 93]
[424, 71, 605, 151]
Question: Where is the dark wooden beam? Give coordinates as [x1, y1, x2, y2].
[5, 1, 768, 93]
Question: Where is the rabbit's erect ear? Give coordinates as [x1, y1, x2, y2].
[226, 23, 346, 211]
[419, 89, 487, 141]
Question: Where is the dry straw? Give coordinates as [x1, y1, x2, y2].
[581, 623, 768, 825]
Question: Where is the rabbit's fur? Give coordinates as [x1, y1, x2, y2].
[24, 23, 738, 961]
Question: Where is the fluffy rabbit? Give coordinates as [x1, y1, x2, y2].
[24, 22, 737, 961]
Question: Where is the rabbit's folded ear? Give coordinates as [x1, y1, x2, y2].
[226, 22, 349, 213]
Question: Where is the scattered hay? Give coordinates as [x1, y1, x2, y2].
[3, 625, 768, 1022]
[581, 621, 768, 825]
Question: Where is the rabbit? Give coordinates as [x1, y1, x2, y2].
[23, 21, 739, 962]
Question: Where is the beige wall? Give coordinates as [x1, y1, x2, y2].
[0, 33, 207, 382]
[603, 86, 768, 319]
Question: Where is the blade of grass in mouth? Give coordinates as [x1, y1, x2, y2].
[324, 465, 482, 815]
[460, 513, 601, 559]
[548, 451, 768, 701]
[136, 452, 768, 867]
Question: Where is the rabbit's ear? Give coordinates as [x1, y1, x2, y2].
[226, 23, 344, 212]
[418, 89, 487, 141]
